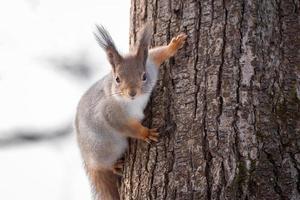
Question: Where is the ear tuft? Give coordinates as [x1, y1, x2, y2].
[136, 23, 152, 66]
[94, 25, 123, 71]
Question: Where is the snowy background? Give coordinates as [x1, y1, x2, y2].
[0, 0, 129, 199]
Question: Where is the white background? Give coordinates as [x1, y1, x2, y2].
[0, 0, 130, 199]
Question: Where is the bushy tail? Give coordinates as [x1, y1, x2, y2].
[86, 166, 120, 200]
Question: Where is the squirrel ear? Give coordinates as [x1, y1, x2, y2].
[94, 25, 123, 72]
[135, 23, 152, 66]
[106, 48, 123, 72]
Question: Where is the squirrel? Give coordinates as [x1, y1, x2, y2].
[75, 24, 187, 200]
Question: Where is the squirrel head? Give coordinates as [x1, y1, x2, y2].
[94, 24, 152, 100]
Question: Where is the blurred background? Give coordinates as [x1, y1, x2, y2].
[0, 0, 129, 199]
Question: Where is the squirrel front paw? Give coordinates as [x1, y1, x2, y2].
[169, 33, 187, 50]
[127, 119, 160, 143]
[141, 128, 159, 143]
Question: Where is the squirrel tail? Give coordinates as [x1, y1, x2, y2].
[86, 165, 120, 200]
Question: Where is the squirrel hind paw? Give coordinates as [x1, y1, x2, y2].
[112, 161, 124, 176]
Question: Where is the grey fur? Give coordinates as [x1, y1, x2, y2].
[94, 25, 123, 71]
[76, 59, 158, 168]
[136, 23, 152, 66]
[94, 25, 117, 51]
[76, 24, 158, 200]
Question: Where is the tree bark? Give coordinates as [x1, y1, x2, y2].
[121, 0, 300, 199]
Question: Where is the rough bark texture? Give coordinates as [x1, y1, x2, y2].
[121, 0, 300, 199]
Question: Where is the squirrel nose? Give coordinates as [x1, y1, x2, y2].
[129, 90, 136, 98]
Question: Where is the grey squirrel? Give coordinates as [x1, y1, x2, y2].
[75, 24, 187, 200]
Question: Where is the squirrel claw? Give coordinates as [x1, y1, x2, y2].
[145, 138, 151, 144]
[170, 33, 187, 49]
[113, 160, 124, 169]
[112, 168, 123, 176]
[143, 128, 159, 143]
[112, 160, 124, 176]
[149, 135, 158, 142]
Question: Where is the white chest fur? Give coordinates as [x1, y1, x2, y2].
[123, 93, 150, 121]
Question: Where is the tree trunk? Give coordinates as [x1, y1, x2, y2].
[120, 0, 300, 199]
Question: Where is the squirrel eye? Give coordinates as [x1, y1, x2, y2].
[115, 76, 121, 84]
[142, 73, 147, 81]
